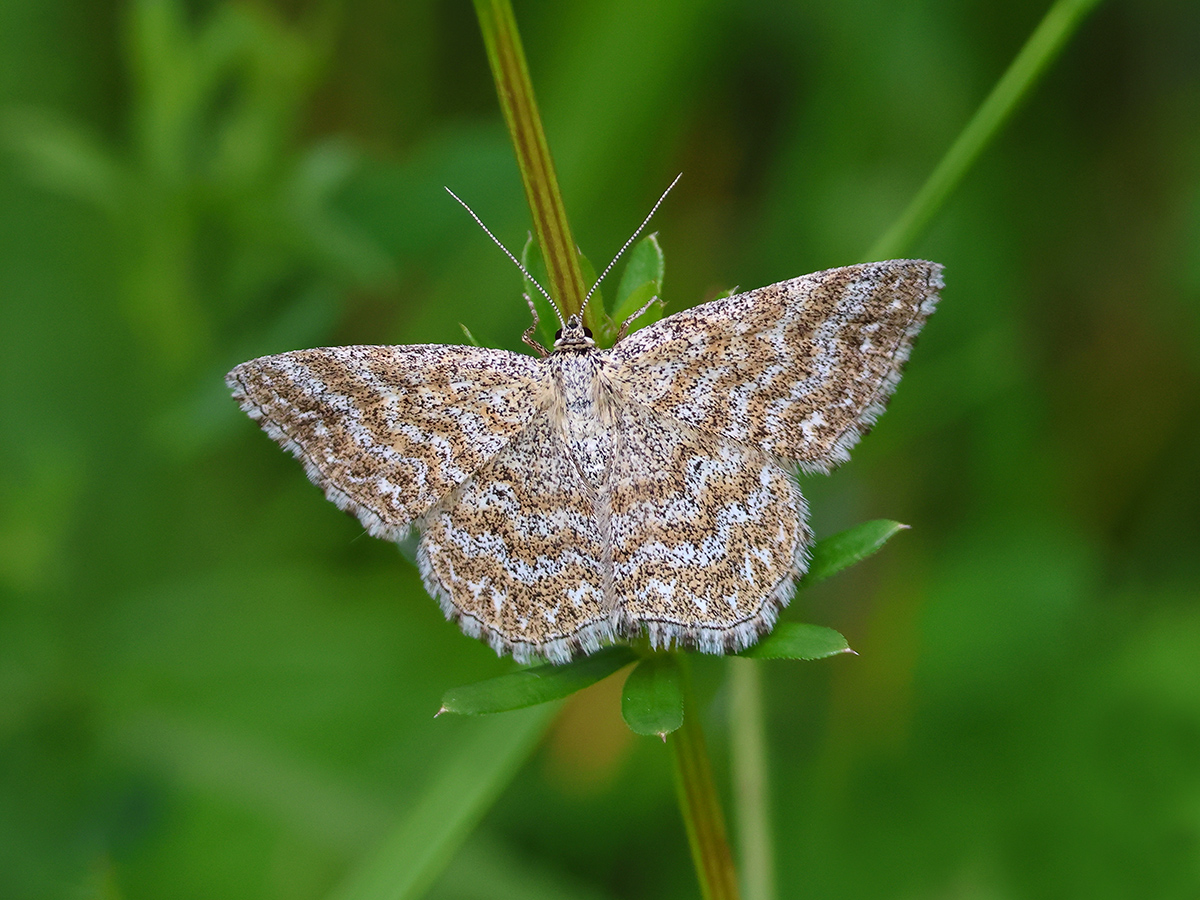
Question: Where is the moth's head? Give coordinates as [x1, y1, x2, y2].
[553, 315, 595, 352]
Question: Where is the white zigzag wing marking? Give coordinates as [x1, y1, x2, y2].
[416, 413, 613, 664]
[607, 400, 809, 653]
[610, 260, 943, 472]
[226, 345, 542, 541]
[228, 260, 942, 663]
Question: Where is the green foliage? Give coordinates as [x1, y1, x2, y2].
[327, 706, 557, 900]
[520, 233, 563, 349]
[739, 624, 852, 661]
[799, 519, 909, 587]
[606, 233, 666, 342]
[621, 654, 685, 738]
[439, 647, 639, 716]
[4, 0, 1199, 899]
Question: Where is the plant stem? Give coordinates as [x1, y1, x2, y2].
[473, 0, 588, 320]
[729, 658, 774, 900]
[669, 656, 741, 900]
[722, 8, 1107, 897]
[867, 0, 1105, 260]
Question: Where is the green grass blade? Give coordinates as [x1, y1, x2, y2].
[326, 704, 557, 900]
[474, 0, 587, 317]
[440, 646, 639, 716]
[800, 520, 909, 588]
[739, 623, 853, 661]
[621, 654, 684, 738]
[867, 0, 1105, 260]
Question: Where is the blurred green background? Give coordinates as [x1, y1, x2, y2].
[3, 0, 1199, 898]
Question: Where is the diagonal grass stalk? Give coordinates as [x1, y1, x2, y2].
[867, 0, 1105, 261]
[736, 4, 1106, 896]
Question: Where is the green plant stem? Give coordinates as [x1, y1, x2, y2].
[473, 0, 587, 319]
[670, 656, 741, 900]
[725, 7, 1105, 897]
[867, 0, 1104, 260]
[729, 658, 774, 900]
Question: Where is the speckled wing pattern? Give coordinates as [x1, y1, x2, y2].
[417, 413, 613, 663]
[608, 402, 809, 655]
[228, 260, 941, 663]
[226, 345, 542, 541]
[611, 260, 943, 472]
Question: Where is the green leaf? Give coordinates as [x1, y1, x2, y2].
[739, 623, 853, 660]
[520, 235, 558, 349]
[613, 283, 664, 336]
[439, 646, 639, 716]
[621, 654, 684, 738]
[327, 705, 556, 900]
[578, 251, 600, 318]
[611, 234, 665, 324]
[519, 236, 602, 346]
[800, 519, 909, 588]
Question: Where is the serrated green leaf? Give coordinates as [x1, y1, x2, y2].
[611, 234, 665, 323]
[612, 283, 663, 338]
[800, 519, 909, 588]
[520, 238, 603, 346]
[621, 654, 684, 737]
[578, 251, 600, 314]
[739, 623, 853, 660]
[439, 646, 638, 716]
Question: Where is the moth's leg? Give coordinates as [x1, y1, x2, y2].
[521, 294, 550, 357]
[615, 295, 660, 343]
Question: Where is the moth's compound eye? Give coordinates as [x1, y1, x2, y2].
[582, 326, 593, 338]
[553, 328, 563, 341]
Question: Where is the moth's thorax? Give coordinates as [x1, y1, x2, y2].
[546, 348, 617, 489]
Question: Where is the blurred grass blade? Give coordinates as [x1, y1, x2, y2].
[1, 109, 125, 214]
[867, 0, 1105, 260]
[739, 623, 853, 660]
[621, 654, 684, 738]
[440, 646, 639, 716]
[800, 520, 908, 588]
[327, 705, 557, 900]
[474, 0, 587, 318]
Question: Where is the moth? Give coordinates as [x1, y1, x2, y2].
[228, 254, 941, 664]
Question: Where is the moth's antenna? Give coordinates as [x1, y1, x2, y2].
[582, 172, 682, 312]
[445, 187, 565, 326]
